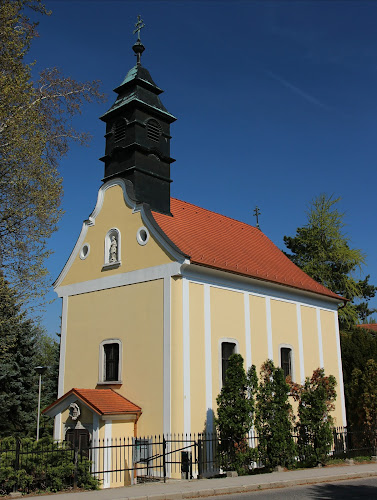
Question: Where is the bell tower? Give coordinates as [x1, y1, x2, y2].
[99, 16, 176, 215]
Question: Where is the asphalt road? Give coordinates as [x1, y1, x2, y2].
[204, 476, 377, 499]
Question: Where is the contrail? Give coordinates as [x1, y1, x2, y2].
[265, 70, 330, 111]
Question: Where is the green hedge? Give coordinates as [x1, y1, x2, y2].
[0, 437, 100, 494]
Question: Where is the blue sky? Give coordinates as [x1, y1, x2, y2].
[30, 0, 377, 336]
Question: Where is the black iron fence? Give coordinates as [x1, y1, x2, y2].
[1, 427, 376, 493]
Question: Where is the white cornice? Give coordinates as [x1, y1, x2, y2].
[181, 263, 341, 311]
[56, 262, 182, 297]
[53, 178, 187, 290]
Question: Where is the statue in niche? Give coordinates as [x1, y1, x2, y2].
[109, 234, 118, 263]
[69, 402, 81, 421]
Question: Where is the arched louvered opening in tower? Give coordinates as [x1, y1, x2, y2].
[146, 119, 162, 143]
[114, 119, 127, 142]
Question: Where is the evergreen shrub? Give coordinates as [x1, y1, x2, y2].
[290, 368, 337, 466]
[0, 436, 99, 494]
[255, 360, 296, 470]
[215, 354, 257, 475]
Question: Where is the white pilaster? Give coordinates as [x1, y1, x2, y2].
[266, 297, 273, 360]
[204, 284, 213, 432]
[316, 307, 324, 368]
[103, 420, 112, 489]
[163, 277, 171, 436]
[334, 312, 347, 426]
[57, 296, 68, 398]
[182, 278, 191, 436]
[244, 293, 252, 369]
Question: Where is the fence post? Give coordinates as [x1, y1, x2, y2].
[197, 436, 202, 479]
[162, 435, 167, 483]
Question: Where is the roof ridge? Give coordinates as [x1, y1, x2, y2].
[170, 197, 259, 231]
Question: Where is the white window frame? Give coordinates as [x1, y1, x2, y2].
[98, 339, 122, 384]
[279, 343, 295, 382]
[218, 338, 239, 389]
[104, 227, 121, 268]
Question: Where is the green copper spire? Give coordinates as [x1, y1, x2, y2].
[132, 15, 145, 65]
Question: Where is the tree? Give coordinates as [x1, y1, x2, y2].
[283, 194, 376, 329]
[290, 368, 337, 466]
[340, 325, 377, 426]
[0, 275, 39, 437]
[350, 360, 377, 429]
[255, 360, 295, 470]
[0, 0, 105, 304]
[215, 355, 257, 474]
[34, 331, 60, 437]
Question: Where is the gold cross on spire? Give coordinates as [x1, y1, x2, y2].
[133, 15, 145, 41]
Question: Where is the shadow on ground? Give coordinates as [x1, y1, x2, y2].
[307, 481, 377, 499]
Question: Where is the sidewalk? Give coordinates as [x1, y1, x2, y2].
[38, 462, 377, 500]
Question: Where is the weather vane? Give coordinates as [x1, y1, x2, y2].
[133, 15, 145, 42]
[253, 206, 261, 229]
[132, 15, 146, 65]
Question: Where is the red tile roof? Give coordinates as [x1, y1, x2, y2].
[152, 198, 343, 302]
[43, 388, 142, 416]
[357, 324, 377, 332]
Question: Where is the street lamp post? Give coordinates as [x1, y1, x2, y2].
[35, 366, 47, 441]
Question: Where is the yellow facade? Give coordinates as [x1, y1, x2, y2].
[63, 279, 164, 436]
[249, 295, 269, 375]
[54, 178, 346, 482]
[60, 184, 174, 288]
[301, 305, 321, 374]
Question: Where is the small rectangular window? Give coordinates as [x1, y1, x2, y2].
[281, 347, 292, 379]
[104, 343, 119, 381]
[221, 342, 236, 385]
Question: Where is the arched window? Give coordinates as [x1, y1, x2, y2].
[146, 118, 162, 143]
[219, 338, 239, 387]
[104, 228, 121, 267]
[279, 344, 295, 381]
[99, 339, 122, 384]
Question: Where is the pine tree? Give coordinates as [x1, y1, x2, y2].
[284, 194, 376, 329]
[255, 360, 295, 470]
[0, 276, 39, 437]
[34, 332, 60, 437]
[215, 355, 257, 474]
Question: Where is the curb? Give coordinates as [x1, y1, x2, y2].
[119, 469, 377, 500]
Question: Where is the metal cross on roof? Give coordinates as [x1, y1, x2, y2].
[133, 15, 145, 41]
[253, 206, 261, 229]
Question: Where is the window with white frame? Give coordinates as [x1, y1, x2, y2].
[221, 341, 237, 386]
[104, 228, 121, 266]
[99, 339, 122, 383]
[280, 346, 293, 379]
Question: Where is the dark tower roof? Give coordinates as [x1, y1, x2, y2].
[99, 20, 176, 215]
[100, 65, 176, 122]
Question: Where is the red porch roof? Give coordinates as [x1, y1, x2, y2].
[43, 388, 142, 416]
[152, 198, 343, 302]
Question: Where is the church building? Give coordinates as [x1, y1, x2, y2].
[44, 24, 347, 464]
